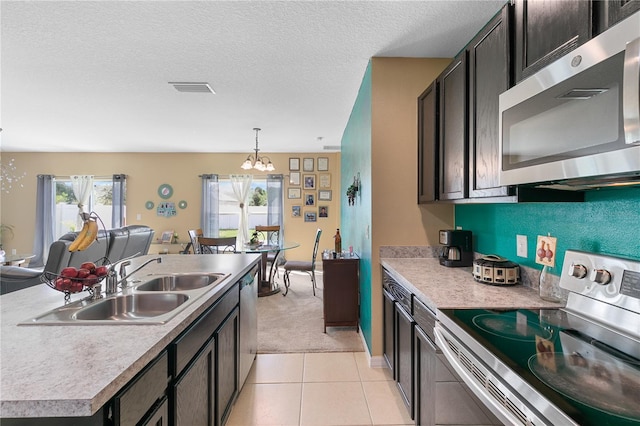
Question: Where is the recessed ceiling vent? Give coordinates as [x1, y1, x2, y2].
[169, 82, 215, 94]
[323, 145, 341, 151]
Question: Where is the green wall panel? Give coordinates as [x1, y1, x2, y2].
[455, 187, 640, 274]
[341, 63, 373, 352]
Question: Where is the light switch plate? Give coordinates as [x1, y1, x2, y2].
[516, 235, 528, 258]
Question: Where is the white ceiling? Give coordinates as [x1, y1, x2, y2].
[0, 0, 504, 154]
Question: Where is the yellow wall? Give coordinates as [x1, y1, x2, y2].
[0, 152, 340, 263]
[369, 57, 454, 355]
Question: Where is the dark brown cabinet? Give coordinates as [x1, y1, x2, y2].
[514, 0, 592, 82]
[468, 5, 515, 200]
[396, 302, 415, 418]
[596, 0, 640, 31]
[216, 307, 239, 426]
[383, 288, 396, 376]
[170, 283, 240, 426]
[322, 257, 359, 332]
[414, 324, 436, 426]
[174, 338, 215, 425]
[438, 53, 468, 201]
[417, 81, 439, 203]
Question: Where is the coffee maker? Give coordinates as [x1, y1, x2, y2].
[439, 230, 473, 267]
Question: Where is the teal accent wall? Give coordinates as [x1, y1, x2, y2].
[341, 63, 373, 352]
[455, 187, 640, 273]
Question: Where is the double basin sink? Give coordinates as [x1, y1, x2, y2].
[21, 272, 230, 325]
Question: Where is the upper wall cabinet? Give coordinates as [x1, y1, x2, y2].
[417, 81, 439, 204]
[468, 5, 515, 199]
[514, 0, 592, 83]
[438, 53, 468, 201]
[597, 0, 640, 31]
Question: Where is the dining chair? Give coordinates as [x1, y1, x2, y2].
[255, 225, 282, 277]
[282, 228, 322, 296]
[198, 236, 237, 254]
[188, 228, 203, 254]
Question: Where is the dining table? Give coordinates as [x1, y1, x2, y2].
[2, 253, 36, 266]
[242, 240, 300, 296]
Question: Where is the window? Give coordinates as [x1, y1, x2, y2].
[54, 178, 114, 239]
[201, 174, 283, 239]
[218, 178, 268, 237]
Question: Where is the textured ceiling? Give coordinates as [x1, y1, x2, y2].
[0, 1, 504, 153]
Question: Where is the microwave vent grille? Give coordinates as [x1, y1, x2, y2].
[557, 88, 608, 99]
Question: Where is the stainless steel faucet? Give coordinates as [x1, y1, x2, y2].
[106, 257, 162, 294]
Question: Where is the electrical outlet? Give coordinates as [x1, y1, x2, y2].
[517, 235, 528, 258]
[136, 213, 142, 221]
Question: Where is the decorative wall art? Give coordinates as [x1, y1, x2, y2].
[304, 211, 317, 222]
[319, 206, 328, 218]
[288, 188, 301, 199]
[289, 172, 300, 186]
[318, 190, 332, 201]
[303, 158, 314, 172]
[157, 202, 177, 217]
[292, 205, 301, 217]
[157, 184, 173, 199]
[303, 174, 316, 189]
[317, 157, 329, 171]
[289, 157, 300, 171]
[305, 193, 315, 206]
[178, 200, 188, 209]
[145, 201, 154, 210]
[319, 173, 331, 188]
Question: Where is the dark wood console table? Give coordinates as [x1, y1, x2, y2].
[322, 255, 360, 332]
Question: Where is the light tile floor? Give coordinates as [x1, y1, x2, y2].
[227, 352, 414, 426]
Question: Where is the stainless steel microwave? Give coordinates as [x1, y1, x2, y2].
[499, 11, 640, 189]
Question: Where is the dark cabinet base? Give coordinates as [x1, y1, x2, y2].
[322, 257, 360, 333]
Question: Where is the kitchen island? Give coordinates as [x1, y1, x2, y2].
[0, 253, 260, 423]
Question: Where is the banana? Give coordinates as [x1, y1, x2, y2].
[68, 219, 98, 252]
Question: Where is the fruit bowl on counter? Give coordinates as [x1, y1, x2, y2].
[42, 260, 111, 301]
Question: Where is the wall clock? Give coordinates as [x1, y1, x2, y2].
[158, 184, 173, 199]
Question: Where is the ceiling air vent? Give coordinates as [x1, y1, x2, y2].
[323, 145, 341, 151]
[169, 82, 215, 94]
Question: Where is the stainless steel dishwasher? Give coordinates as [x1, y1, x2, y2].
[239, 264, 259, 388]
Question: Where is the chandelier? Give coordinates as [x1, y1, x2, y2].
[241, 128, 275, 172]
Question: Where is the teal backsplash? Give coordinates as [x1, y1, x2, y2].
[455, 187, 640, 274]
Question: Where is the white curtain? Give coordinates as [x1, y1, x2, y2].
[229, 174, 253, 250]
[71, 175, 94, 229]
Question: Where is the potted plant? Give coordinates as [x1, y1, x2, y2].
[346, 184, 358, 206]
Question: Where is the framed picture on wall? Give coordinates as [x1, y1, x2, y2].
[303, 157, 314, 172]
[292, 205, 301, 217]
[318, 190, 332, 201]
[305, 193, 315, 206]
[304, 211, 317, 222]
[319, 173, 331, 188]
[289, 157, 300, 171]
[319, 205, 328, 218]
[289, 172, 301, 186]
[288, 187, 301, 199]
[317, 157, 329, 171]
[303, 174, 316, 189]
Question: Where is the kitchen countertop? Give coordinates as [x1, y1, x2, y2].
[0, 253, 260, 419]
[380, 258, 564, 315]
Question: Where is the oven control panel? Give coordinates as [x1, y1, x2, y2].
[560, 250, 640, 313]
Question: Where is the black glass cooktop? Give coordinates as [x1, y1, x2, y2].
[439, 308, 640, 426]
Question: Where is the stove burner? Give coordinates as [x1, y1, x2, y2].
[472, 313, 552, 342]
[529, 352, 640, 421]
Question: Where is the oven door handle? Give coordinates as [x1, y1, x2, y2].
[434, 325, 540, 426]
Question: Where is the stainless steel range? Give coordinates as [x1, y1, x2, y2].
[435, 250, 640, 425]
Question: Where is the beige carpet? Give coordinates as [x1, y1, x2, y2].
[257, 270, 364, 354]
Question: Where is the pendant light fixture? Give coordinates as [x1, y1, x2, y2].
[241, 128, 275, 172]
